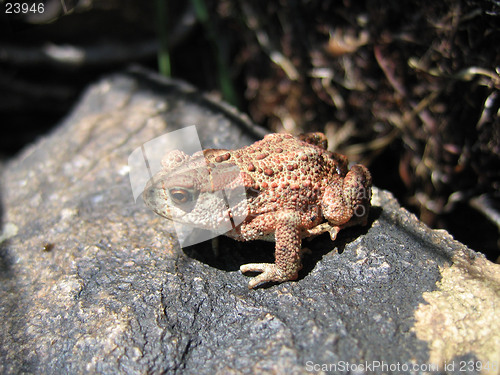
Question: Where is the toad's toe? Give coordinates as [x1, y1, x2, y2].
[240, 263, 298, 289]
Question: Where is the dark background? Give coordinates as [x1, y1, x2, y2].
[1, 0, 499, 261]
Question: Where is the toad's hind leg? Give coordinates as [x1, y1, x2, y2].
[240, 211, 302, 289]
[322, 164, 372, 227]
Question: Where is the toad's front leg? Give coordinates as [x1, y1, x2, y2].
[240, 211, 302, 289]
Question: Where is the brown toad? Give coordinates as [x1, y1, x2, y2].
[143, 132, 372, 288]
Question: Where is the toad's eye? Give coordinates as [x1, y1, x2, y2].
[168, 188, 193, 204]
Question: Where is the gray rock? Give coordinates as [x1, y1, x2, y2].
[1, 67, 499, 374]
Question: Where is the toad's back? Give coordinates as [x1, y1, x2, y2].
[203, 133, 349, 216]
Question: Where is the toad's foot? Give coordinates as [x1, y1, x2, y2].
[304, 222, 340, 241]
[240, 263, 299, 289]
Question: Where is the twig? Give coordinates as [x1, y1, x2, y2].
[470, 195, 500, 231]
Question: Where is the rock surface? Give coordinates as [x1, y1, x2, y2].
[1, 67, 499, 374]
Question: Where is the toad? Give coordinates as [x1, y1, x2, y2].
[143, 132, 372, 288]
